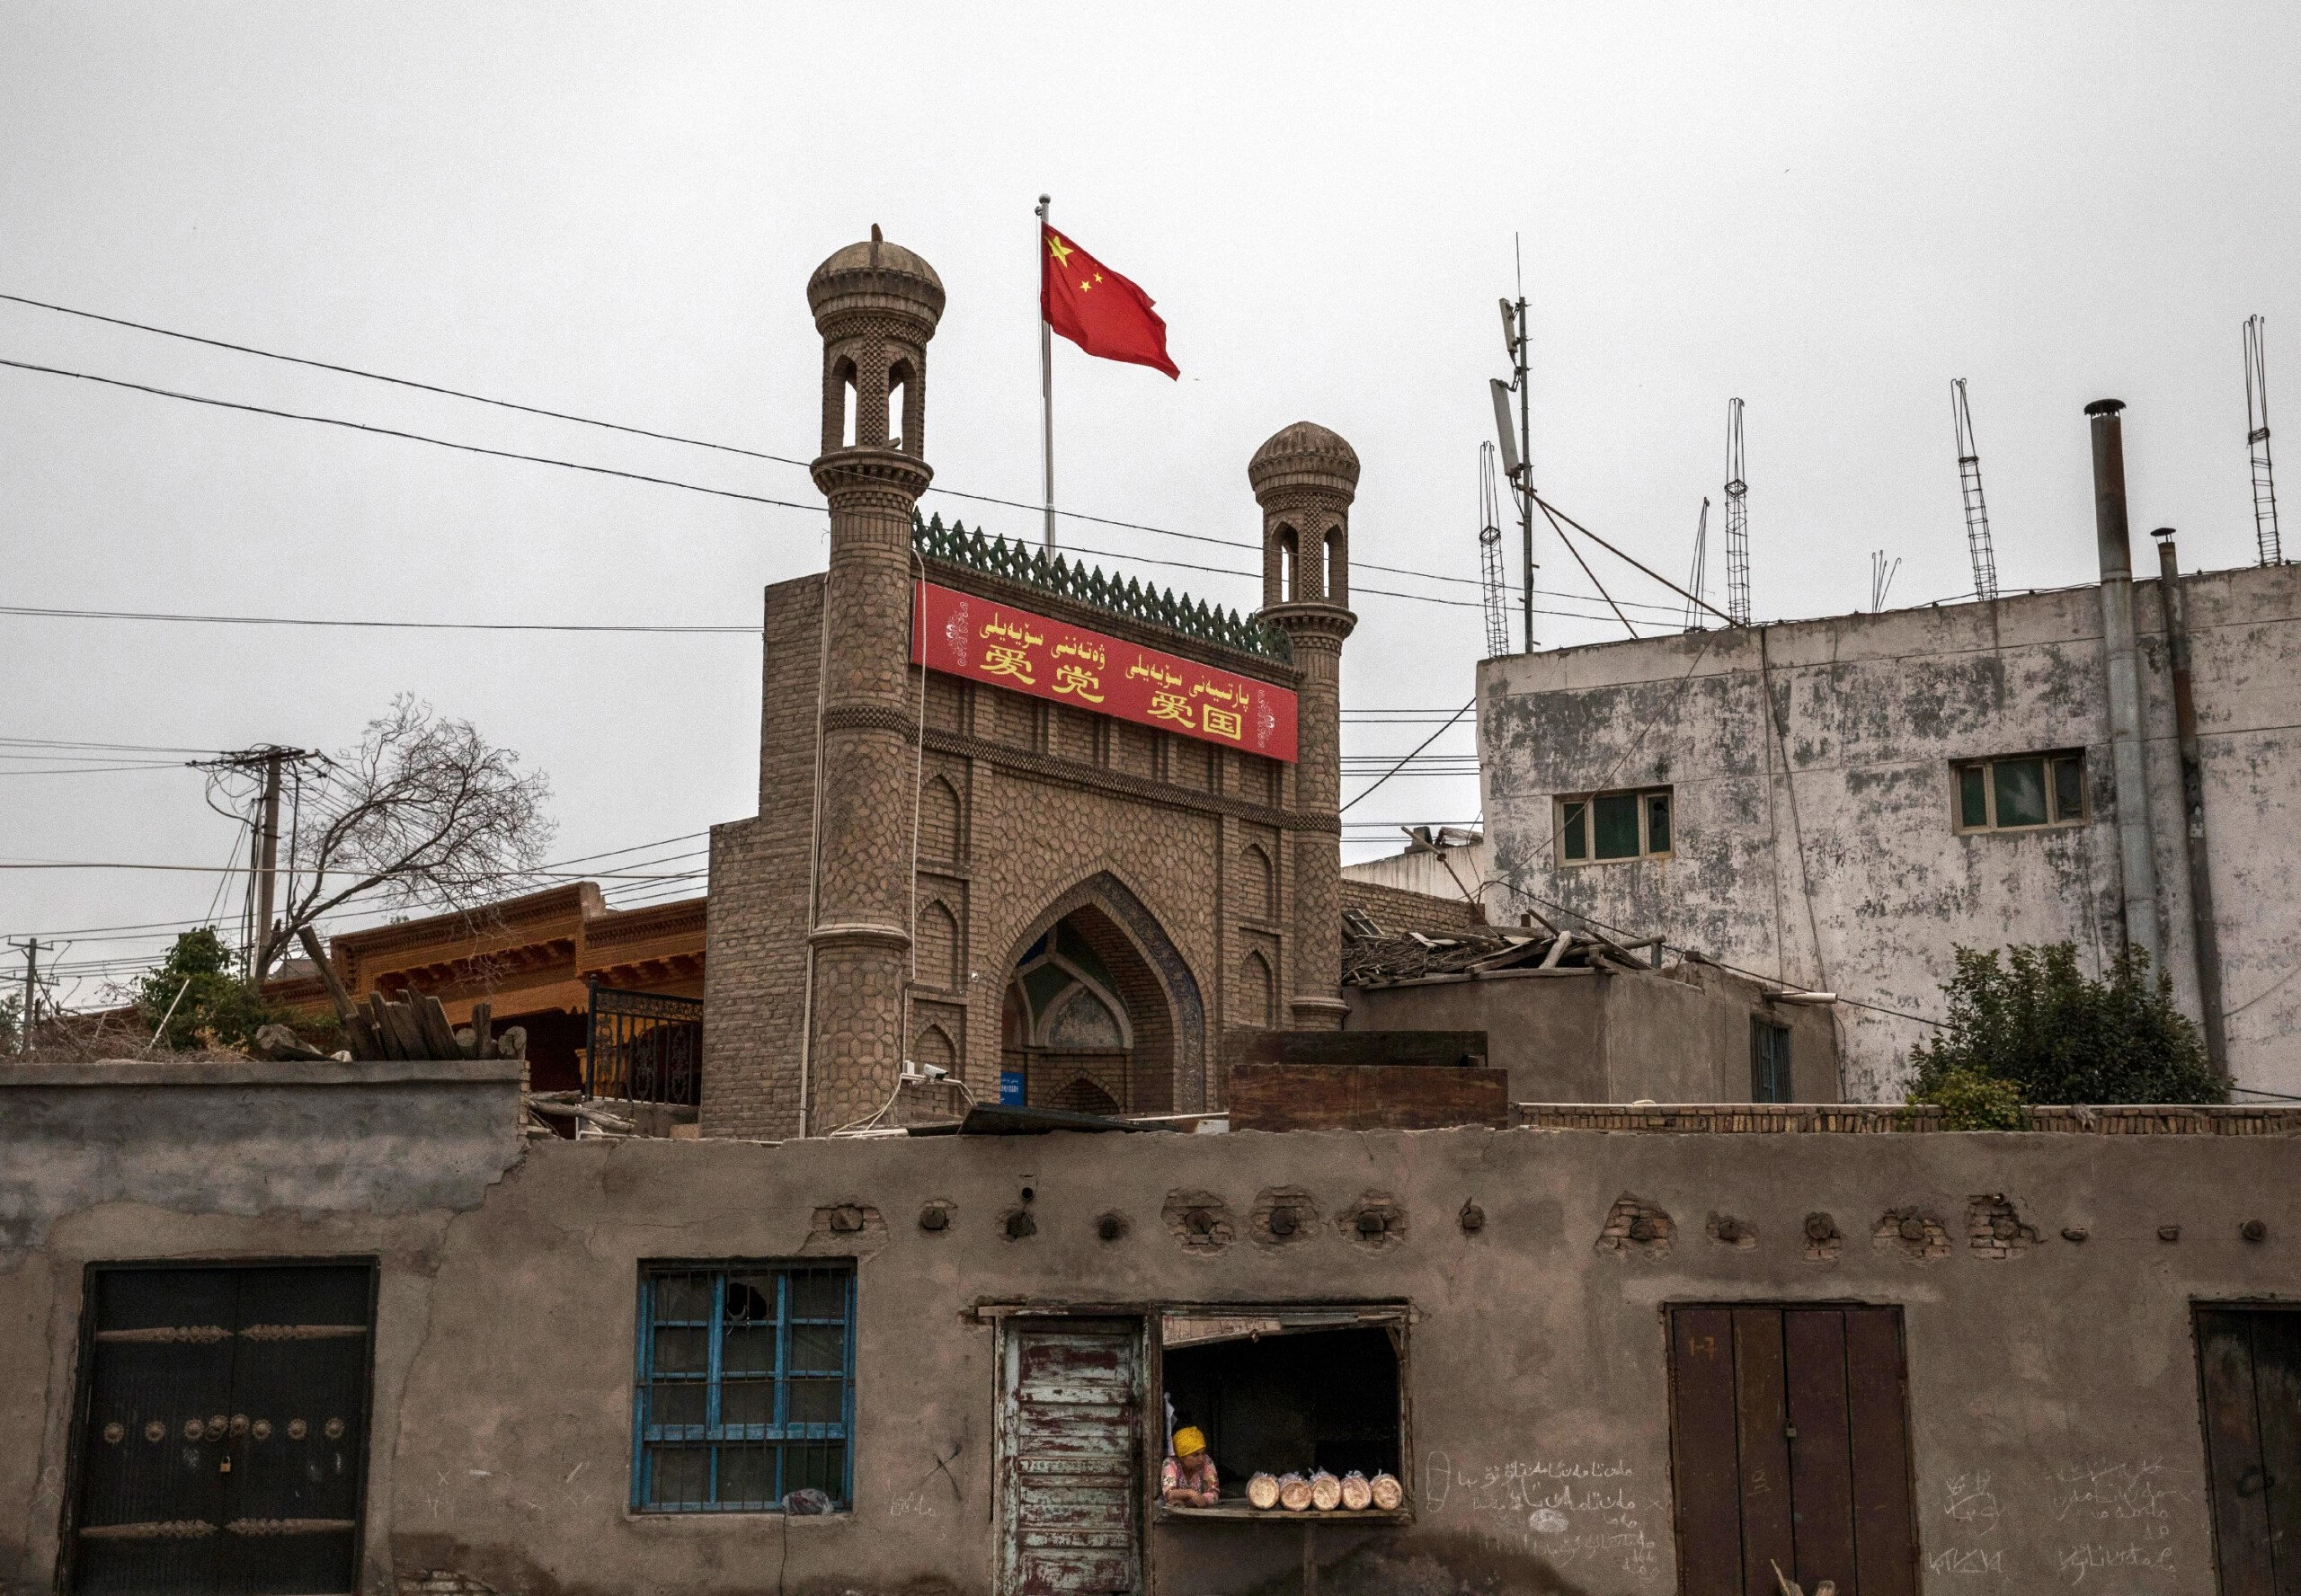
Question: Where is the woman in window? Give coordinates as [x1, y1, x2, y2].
[1161, 1425, 1221, 1507]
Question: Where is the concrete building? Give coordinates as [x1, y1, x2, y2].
[706, 229, 1365, 1139]
[1478, 553, 2301, 1100]
[12, 1056, 2301, 1596]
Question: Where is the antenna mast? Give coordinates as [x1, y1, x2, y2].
[1950, 378, 2001, 600]
[1684, 497, 1710, 632]
[1478, 443, 1511, 657]
[1723, 398, 1751, 625]
[2247, 315, 2283, 566]
[1488, 235, 1535, 651]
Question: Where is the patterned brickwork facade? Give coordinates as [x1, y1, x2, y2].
[703, 231, 1355, 1139]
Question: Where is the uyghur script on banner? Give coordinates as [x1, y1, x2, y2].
[910, 581, 1298, 763]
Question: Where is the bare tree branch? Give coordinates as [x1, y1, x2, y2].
[257, 696, 555, 978]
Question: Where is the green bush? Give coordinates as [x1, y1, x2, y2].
[1906, 942, 2222, 1119]
[134, 929, 315, 1053]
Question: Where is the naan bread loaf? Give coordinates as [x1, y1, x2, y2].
[1339, 1470, 1373, 1511]
[1369, 1471, 1404, 1510]
[1278, 1473, 1312, 1511]
[1310, 1471, 1342, 1511]
[1246, 1472, 1281, 1510]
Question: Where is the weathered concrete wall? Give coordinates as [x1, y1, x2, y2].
[0, 1058, 524, 1596]
[6, 1061, 2299, 1596]
[1342, 835, 1494, 910]
[1477, 563, 2301, 1098]
[1347, 960, 1836, 1104]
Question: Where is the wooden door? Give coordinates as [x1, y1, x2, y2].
[1667, 1305, 1917, 1596]
[999, 1318, 1142, 1596]
[68, 1264, 375, 1595]
[2197, 1306, 2301, 1596]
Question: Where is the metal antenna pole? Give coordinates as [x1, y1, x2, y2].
[1952, 378, 2001, 600]
[1478, 443, 1509, 658]
[1037, 194, 1057, 551]
[2246, 315, 2282, 566]
[1684, 498, 1710, 633]
[1723, 398, 1751, 625]
[1515, 239, 1534, 652]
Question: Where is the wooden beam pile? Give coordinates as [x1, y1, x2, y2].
[292, 926, 525, 1063]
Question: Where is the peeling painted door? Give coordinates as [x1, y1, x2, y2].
[67, 1264, 376, 1595]
[999, 1318, 1143, 1595]
[2197, 1306, 2301, 1596]
[1667, 1305, 1916, 1596]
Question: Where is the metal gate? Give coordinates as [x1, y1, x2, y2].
[67, 1263, 377, 1595]
[585, 980, 703, 1105]
[1666, 1304, 1918, 1596]
[2196, 1305, 2301, 1595]
[998, 1318, 1143, 1596]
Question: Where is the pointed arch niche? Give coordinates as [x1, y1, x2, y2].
[997, 875, 1206, 1114]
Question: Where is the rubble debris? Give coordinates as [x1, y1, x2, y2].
[1343, 923, 1664, 986]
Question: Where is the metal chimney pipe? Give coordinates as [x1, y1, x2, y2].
[2085, 399, 2162, 968]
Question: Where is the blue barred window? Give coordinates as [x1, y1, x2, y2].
[633, 1262, 855, 1512]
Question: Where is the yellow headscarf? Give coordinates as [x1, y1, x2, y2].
[1173, 1426, 1206, 1457]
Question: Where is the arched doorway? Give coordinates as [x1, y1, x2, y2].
[999, 892, 1197, 1115]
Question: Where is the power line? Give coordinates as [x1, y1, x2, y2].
[0, 357, 825, 514]
[0, 364, 1697, 621]
[4, 291, 1668, 604]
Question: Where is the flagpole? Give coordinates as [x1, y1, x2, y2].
[1036, 193, 1056, 550]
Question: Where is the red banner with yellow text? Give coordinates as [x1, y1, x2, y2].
[911, 581, 1297, 762]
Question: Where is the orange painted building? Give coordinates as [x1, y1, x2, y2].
[273, 884, 704, 1093]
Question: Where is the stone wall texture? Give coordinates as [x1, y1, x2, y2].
[1476, 562, 2301, 1099]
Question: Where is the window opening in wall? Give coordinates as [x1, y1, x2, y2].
[840, 371, 858, 448]
[67, 1262, 377, 1596]
[1158, 1309, 1408, 1520]
[633, 1262, 855, 1512]
[1751, 1021, 1792, 1104]
[1954, 751, 2085, 832]
[1558, 786, 1674, 864]
[884, 374, 906, 449]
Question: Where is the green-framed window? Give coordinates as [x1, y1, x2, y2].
[1953, 751, 2086, 833]
[1558, 786, 1674, 864]
[632, 1262, 855, 1512]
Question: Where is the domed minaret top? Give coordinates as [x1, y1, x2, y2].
[809, 225, 943, 467]
[1251, 421, 1358, 616]
[1248, 421, 1361, 500]
[806, 224, 946, 328]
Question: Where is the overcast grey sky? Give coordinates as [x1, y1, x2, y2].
[4, 3, 2297, 1004]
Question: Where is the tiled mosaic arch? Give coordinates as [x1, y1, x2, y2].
[999, 871, 1208, 1113]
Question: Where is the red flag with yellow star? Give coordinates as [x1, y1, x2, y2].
[1042, 226, 1178, 378]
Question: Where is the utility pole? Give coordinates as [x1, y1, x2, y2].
[1952, 379, 2001, 600]
[189, 744, 322, 986]
[253, 748, 285, 984]
[9, 938, 43, 1055]
[1724, 398, 1751, 626]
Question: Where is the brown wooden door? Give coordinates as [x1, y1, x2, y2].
[2196, 1307, 2301, 1596]
[1667, 1305, 1917, 1596]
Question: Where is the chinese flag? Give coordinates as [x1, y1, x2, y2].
[1042, 226, 1179, 379]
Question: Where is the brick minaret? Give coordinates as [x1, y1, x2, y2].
[1250, 422, 1359, 1029]
[803, 226, 943, 1132]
